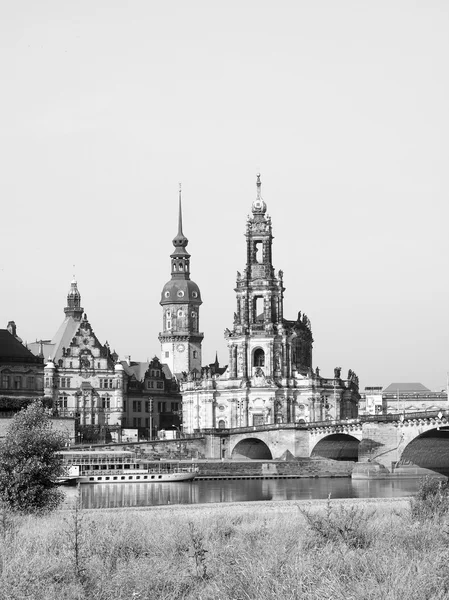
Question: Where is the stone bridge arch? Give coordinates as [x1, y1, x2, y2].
[398, 426, 449, 477]
[311, 433, 361, 461]
[228, 427, 309, 460]
[231, 437, 273, 460]
[359, 415, 449, 475]
[309, 424, 363, 462]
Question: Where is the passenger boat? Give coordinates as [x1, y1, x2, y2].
[57, 450, 198, 484]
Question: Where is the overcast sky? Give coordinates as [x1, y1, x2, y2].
[1, 1, 448, 392]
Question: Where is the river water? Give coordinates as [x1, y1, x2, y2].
[63, 477, 424, 510]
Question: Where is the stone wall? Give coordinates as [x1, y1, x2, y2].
[195, 458, 355, 478]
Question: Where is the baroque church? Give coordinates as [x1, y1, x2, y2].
[178, 176, 360, 432]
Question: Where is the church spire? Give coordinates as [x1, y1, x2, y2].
[172, 183, 189, 249]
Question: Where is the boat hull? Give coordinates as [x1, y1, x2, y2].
[78, 471, 196, 484]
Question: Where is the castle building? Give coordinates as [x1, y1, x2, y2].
[158, 186, 204, 377]
[181, 176, 360, 432]
[28, 279, 125, 439]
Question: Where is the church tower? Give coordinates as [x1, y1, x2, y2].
[159, 186, 203, 376]
[226, 174, 313, 384]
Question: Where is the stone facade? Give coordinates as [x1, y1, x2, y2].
[122, 355, 182, 438]
[181, 176, 360, 433]
[29, 280, 125, 440]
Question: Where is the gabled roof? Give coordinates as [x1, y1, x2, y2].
[120, 360, 175, 382]
[0, 330, 43, 363]
[383, 382, 431, 393]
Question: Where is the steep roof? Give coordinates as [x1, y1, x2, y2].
[0, 330, 43, 363]
[383, 382, 431, 393]
[28, 317, 81, 362]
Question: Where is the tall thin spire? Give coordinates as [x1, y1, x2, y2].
[173, 183, 189, 248]
[178, 183, 183, 236]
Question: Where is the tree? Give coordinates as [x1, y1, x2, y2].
[0, 400, 66, 513]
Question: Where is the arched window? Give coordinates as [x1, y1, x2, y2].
[254, 348, 265, 367]
[218, 419, 226, 429]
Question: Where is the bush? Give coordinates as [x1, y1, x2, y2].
[298, 496, 375, 549]
[410, 477, 449, 521]
[0, 401, 66, 513]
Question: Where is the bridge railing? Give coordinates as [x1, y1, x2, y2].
[194, 410, 449, 436]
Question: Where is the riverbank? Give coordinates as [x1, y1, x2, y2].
[2, 493, 446, 600]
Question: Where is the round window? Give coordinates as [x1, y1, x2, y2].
[164, 291, 170, 298]
[192, 291, 198, 298]
[177, 290, 184, 298]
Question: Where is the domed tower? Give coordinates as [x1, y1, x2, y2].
[158, 186, 203, 375]
[64, 278, 84, 320]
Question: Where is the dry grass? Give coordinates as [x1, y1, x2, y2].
[0, 496, 448, 599]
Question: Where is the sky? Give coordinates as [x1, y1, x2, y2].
[0, 1, 448, 392]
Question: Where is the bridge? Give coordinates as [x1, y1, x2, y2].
[201, 410, 449, 476]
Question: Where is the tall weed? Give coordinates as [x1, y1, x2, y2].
[298, 496, 375, 550]
[410, 477, 449, 521]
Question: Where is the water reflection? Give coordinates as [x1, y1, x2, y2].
[63, 477, 424, 510]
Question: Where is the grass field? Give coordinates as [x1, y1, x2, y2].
[0, 494, 448, 600]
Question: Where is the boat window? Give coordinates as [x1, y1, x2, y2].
[98, 477, 102, 481]
[89, 477, 94, 481]
[151, 476, 155, 479]
[144, 476, 148, 479]
[106, 477, 110, 480]
[136, 476, 140, 480]
[121, 476, 125, 480]
[128, 476, 132, 480]
[158, 475, 162, 479]
[113, 477, 117, 480]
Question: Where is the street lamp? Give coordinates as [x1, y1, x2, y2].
[171, 424, 182, 439]
[148, 397, 153, 441]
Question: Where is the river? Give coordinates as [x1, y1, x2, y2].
[63, 477, 424, 509]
